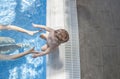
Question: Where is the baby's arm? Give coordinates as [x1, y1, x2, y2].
[32, 23, 54, 32]
[32, 47, 51, 58]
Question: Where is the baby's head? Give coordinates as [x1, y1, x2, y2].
[54, 29, 69, 43]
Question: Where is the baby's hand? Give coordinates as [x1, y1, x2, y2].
[32, 54, 38, 58]
[28, 47, 35, 52]
[32, 51, 45, 58]
[31, 51, 40, 58]
[32, 52, 41, 58]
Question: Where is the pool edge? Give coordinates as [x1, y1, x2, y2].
[46, 0, 81, 79]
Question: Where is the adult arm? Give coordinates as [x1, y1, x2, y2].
[32, 47, 51, 58]
[0, 25, 38, 36]
[32, 23, 54, 32]
[0, 47, 34, 60]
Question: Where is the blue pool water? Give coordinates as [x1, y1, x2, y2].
[0, 0, 46, 79]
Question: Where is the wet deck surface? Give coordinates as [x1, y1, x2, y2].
[77, 0, 120, 79]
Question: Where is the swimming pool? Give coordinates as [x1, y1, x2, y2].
[0, 0, 46, 79]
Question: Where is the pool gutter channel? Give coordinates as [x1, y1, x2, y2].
[46, 0, 80, 79]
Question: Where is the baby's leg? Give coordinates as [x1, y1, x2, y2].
[41, 44, 48, 51]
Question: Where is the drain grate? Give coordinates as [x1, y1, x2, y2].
[64, 0, 80, 79]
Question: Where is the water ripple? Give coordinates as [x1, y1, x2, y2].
[0, 0, 16, 25]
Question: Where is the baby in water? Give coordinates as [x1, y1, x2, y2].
[0, 24, 69, 59]
[31, 23, 69, 58]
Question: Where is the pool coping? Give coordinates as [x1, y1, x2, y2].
[46, 0, 80, 79]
